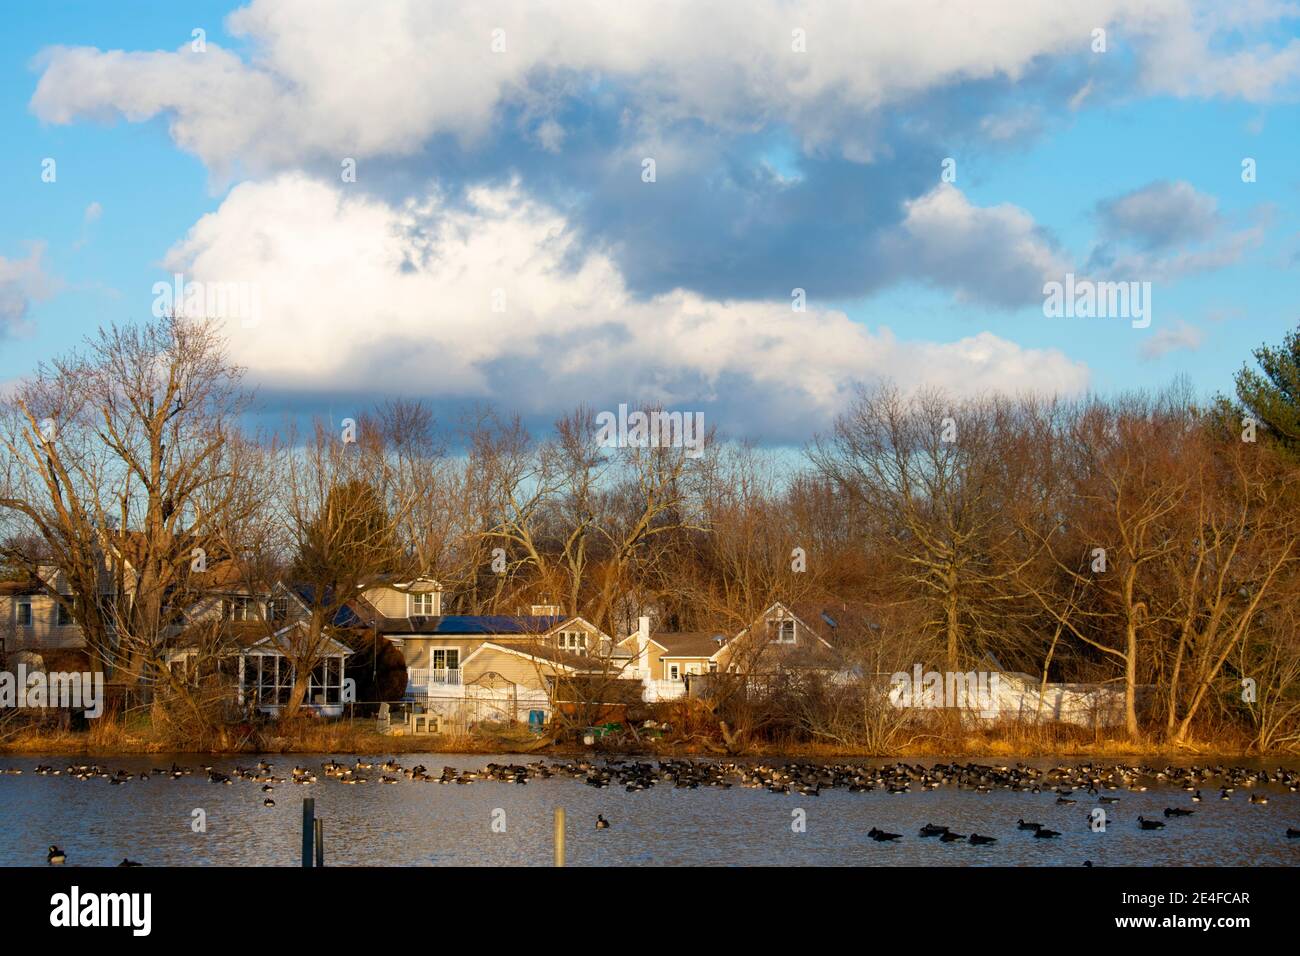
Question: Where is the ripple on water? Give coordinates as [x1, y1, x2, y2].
[1, 754, 1297, 867]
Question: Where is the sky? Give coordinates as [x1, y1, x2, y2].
[0, 0, 1297, 445]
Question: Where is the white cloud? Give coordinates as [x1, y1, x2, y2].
[0, 245, 55, 335]
[161, 174, 1089, 432]
[885, 184, 1072, 308]
[1140, 320, 1205, 360]
[34, 0, 1289, 172]
[1136, 1, 1300, 101]
[1097, 180, 1220, 249]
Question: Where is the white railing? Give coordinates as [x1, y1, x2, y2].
[406, 667, 462, 689]
[647, 678, 688, 701]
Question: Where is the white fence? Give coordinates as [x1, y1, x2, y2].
[405, 667, 462, 692]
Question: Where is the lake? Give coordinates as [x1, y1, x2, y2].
[2, 753, 1297, 866]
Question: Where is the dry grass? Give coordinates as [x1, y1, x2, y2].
[0, 710, 1285, 758]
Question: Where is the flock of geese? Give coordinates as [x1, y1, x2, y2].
[10, 758, 1299, 865]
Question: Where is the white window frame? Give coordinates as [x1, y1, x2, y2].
[773, 619, 796, 644]
[429, 648, 459, 671]
[15, 599, 32, 628]
[666, 662, 681, 680]
[226, 596, 257, 622]
[409, 592, 437, 616]
[558, 630, 588, 655]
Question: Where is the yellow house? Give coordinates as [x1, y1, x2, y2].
[349, 579, 617, 716]
[620, 602, 837, 700]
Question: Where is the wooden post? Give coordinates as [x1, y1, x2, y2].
[553, 807, 566, 867]
[314, 818, 324, 867]
[302, 798, 315, 867]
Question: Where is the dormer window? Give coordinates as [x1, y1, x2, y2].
[16, 600, 32, 627]
[409, 592, 437, 616]
[557, 631, 588, 655]
[773, 619, 796, 644]
[224, 597, 257, 622]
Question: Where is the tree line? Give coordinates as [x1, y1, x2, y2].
[1, 316, 1298, 751]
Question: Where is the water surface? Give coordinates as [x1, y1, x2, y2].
[2, 754, 1297, 866]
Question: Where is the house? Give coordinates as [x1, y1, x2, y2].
[0, 567, 110, 660]
[349, 580, 619, 721]
[164, 620, 354, 717]
[621, 602, 838, 701]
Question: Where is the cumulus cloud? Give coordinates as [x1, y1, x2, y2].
[160, 175, 1089, 438]
[1097, 180, 1220, 250]
[27, 0, 1170, 170]
[1140, 320, 1205, 360]
[1089, 180, 1267, 282]
[0, 245, 55, 336]
[883, 184, 1071, 308]
[1136, 1, 1300, 101]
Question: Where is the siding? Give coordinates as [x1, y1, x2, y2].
[399, 637, 486, 669]
[362, 585, 441, 619]
[0, 593, 86, 651]
[463, 646, 566, 692]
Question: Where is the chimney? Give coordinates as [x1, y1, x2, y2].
[636, 615, 650, 680]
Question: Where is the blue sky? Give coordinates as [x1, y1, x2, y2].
[2, 1, 1298, 442]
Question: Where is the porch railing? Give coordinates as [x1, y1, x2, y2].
[406, 667, 462, 689]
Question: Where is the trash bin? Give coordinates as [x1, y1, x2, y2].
[528, 710, 545, 733]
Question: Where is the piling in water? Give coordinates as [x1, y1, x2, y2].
[302, 798, 315, 868]
[314, 818, 324, 867]
[554, 807, 565, 867]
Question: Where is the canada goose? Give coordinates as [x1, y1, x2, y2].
[1033, 828, 1061, 839]
[261, 784, 274, 792]
[1098, 795, 1120, 804]
[968, 834, 997, 845]
[1164, 807, 1194, 817]
[919, 823, 949, 837]
[939, 830, 967, 843]
[868, 827, 902, 842]
[1192, 790, 1203, 802]
[1137, 816, 1165, 830]
[1286, 828, 1300, 839]
[1056, 796, 1077, 805]
[263, 798, 275, 807]
[48, 845, 66, 864]
[1249, 793, 1269, 805]
[1017, 819, 1042, 831]
[118, 858, 142, 867]
[596, 815, 610, 829]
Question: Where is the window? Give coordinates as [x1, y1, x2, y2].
[409, 592, 437, 616]
[557, 631, 588, 655]
[276, 656, 295, 706]
[773, 619, 796, 644]
[56, 602, 73, 627]
[224, 597, 257, 621]
[667, 662, 681, 680]
[309, 658, 344, 705]
[16, 600, 32, 628]
[266, 599, 289, 622]
[245, 655, 277, 704]
[429, 648, 459, 671]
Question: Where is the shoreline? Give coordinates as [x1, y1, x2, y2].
[0, 734, 1288, 761]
